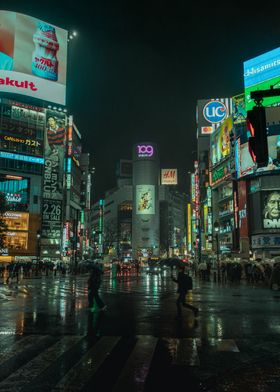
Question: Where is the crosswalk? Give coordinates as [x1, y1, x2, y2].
[0, 333, 243, 391]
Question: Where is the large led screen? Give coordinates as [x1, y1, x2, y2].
[262, 191, 280, 229]
[244, 47, 280, 110]
[136, 185, 155, 215]
[0, 11, 68, 105]
[236, 135, 280, 178]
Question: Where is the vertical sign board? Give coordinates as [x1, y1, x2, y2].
[41, 109, 66, 256]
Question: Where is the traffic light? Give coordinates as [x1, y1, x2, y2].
[246, 106, 268, 167]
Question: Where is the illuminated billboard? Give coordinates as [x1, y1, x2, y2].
[232, 94, 247, 124]
[262, 191, 280, 229]
[196, 98, 232, 136]
[211, 116, 233, 165]
[161, 169, 178, 185]
[244, 47, 280, 110]
[0, 11, 68, 105]
[0, 174, 29, 211]
[236, 135, 280, 178]
[136, 185, 155, 215]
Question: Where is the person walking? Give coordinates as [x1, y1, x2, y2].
[172, 265, 199, 319]
[87, 264, 107, 312]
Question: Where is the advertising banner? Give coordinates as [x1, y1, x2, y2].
[262, 191, 280, 229]
[211, 116, 233, 165]
[41, 199, 62, 239]
[196, 98, 232, 136]
[161, 169, 178, 185]
[244, 47, 280, 110]
[41, 109, 66, 246]
[232, 94, 247, 124]
[0, 11, 68, 105]
[136, 185, 155, 215]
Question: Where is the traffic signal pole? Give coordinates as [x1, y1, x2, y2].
[246, 86, 280, 168]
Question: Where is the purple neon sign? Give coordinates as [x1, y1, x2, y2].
[137, 144, 154, 157]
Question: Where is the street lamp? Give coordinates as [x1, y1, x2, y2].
[214, 221, 220, 282]
[36, 230, 41, 263]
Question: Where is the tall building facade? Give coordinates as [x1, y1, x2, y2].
[132, 142, 160, 259]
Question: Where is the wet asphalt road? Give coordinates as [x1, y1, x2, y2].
[0, 270, 280, 391]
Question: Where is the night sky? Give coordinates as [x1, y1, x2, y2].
[2, 1, 280, 200]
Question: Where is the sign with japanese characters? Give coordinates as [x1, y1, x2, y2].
[252, 234, 280, 248]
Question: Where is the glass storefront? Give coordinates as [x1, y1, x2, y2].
[5, 232, 28, 251]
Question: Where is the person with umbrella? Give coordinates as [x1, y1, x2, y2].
[172, 265, 199, 319]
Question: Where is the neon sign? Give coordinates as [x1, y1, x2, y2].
[0, 151, 44, 164]
[137, 144, 154, 157]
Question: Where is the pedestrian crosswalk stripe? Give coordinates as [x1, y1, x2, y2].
[112, 335, 157, 392]
[0, 336, 81, 391]
[0, 334, 243, 390]
[0, 335, 47, 366]
[52, 336, 121, 391]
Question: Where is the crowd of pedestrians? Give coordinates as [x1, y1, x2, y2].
[195, 254, 280, 289]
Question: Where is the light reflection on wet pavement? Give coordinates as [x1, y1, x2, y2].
[0, 272, 280, 390]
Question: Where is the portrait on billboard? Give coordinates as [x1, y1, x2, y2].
[263, 191, 280, 229]
[46, 114, 66, 150]
[43, 109, 66, 200]
[136, 185, 155, 215]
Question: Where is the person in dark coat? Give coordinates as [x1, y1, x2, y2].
[87, 264, 106, 311]
[172, 265, 199, 319]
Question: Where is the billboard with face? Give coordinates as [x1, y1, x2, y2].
[136, 185, 155, 215]
[263, 191, 280, 229]
[244, 47, 280, 110]
[41, 109, 66, 246]
[0, 10, 68, 105]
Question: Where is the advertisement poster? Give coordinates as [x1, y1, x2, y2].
[211, 116, 233, 165]
[136, 185, 155, 215]
[232, 93, 247, 124]
[41, 199, 62, 239]
[41, 109, 66, 244]
[0, 10, 68, 105]
[262, 191, 280, 229]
